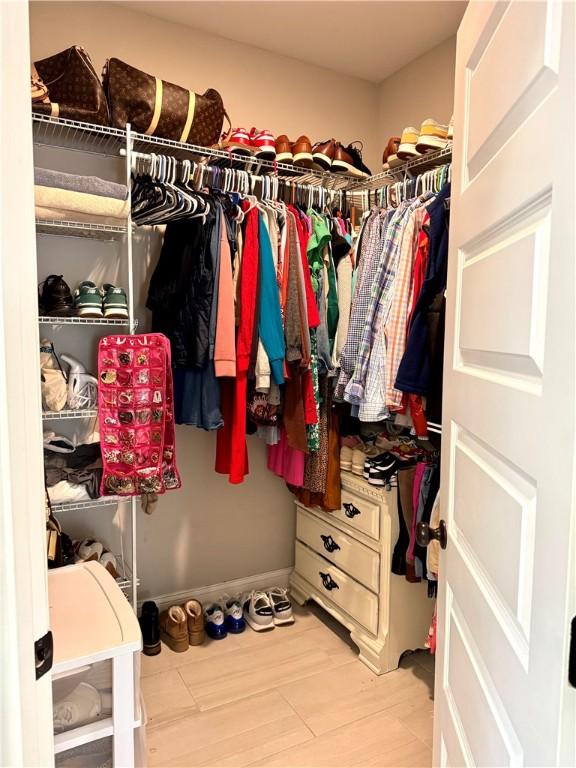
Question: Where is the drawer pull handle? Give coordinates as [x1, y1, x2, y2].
[319, 571, 339, 591]
[320, 534, 341, 553]
[343, 502, 361, 518]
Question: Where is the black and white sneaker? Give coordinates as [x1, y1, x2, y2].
[368, 455, 402, 487]
[363, 452, 392, 479]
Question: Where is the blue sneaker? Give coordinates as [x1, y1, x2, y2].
[224, 598, 246, 634]
[204, 603, 227, 640]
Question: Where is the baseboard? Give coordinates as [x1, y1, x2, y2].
[139, 567, 293, 612]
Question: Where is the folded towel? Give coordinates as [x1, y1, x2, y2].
[35, 186, 130, 219]
[36, 205, 128, 228]
[35, 167, 128, 200]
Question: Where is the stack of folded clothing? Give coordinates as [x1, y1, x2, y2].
[44, 432, 103, 504]
[35, 167, 129, 225]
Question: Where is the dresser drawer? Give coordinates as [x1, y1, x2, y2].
[295, 541, 378, 634]
[296, 509, 380, 592]
[330, 489, 380, 540]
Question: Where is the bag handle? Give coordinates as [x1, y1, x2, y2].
[219, 110, 233, 146]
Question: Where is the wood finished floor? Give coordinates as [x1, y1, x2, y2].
[142, 604, 435, 768]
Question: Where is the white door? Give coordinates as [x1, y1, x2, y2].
[0, 1, 54, 765]
[435, 1, 576, 766]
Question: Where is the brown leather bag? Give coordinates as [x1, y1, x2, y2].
[103, 58, 229, 147]
[32, 46, 110, 125]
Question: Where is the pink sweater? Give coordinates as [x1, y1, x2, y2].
[214, 217, 236, 377]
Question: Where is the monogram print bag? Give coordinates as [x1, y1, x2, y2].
[103, 58, 230, 147]
[32, 46, 110, 125]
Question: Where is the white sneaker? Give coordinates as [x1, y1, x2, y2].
[267, 587, 295, 625]
[53, 682, 108, 732]
[241, 590, 275, 632]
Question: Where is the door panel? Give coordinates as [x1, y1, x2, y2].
[436, 1, 575, 765]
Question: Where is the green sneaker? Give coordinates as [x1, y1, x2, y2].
[103, 284, 129, 319]
[74, 281, 103, 317]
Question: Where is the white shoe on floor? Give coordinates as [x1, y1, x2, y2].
[53, 682, 106, 732]
[241, 590, 275, 632]
[267, 587, 295, 625]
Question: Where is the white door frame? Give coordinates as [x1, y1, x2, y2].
[0, 1, 54, 765]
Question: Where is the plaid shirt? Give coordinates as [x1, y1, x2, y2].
[385, 200, 433, 409]
[344, 202, 412, 407]
[335, 210, 382, 398]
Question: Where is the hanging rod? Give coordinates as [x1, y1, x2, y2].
[120, 146, 357, 191]
[349, 146, 452, 192]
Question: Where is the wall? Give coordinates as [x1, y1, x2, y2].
[29, 0, 381, 600]
[378, 37, 456, 151]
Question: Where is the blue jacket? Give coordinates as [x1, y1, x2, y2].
[395, 183, 450, 395]
[258, 213, 285, 385]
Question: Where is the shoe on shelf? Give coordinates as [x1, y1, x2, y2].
[397, 126, 422, 160]
[102, 284, 128, 319]
[183, 599, 205, 645]
[139, 600, 161, 656]
[275, 134, 294, 164]
[242, 590, 275, 632]
[39, 274, 75, 317]
[222, 127, 253, 155]
[351, 443, 382, 475]
[250, 127, 276, 160]
[159, 605, 189, 652]
[99, 550, 120, 579]
[312, 138, 337, 171]
[74, 281, 103, 318]
[222, 596, 246, 634]
[382, 136, 401, 170]
[332, 142, 372, 178]
[340, 435, 364, 472]
[267, 587, 294, 626]
[366, 453, 403, 488]
[74, 538, 104, 563]
[204, 603, 228, 640]
[415, 118, 449, 153]
[53, 682, 106, 733]
[292, 135, 314, 169]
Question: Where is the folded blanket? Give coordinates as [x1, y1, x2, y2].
[35, 167, 128, 200]
[36, 205, 128, 228]
[35, 186, 130, 219]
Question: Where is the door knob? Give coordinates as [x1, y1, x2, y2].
[416, 519, 447, 550]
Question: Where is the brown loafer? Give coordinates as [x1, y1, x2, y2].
[183, 599, 205, 646]
[312, 139, 336, 170]
[292, 135, 313, 168]
[382, 136, 401, 169]
[159, 606, 189, 652]
[275, 134, 293, 164]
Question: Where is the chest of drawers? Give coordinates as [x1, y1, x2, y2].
[290, 472, 435, 675]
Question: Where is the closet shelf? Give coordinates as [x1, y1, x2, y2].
[42, 409, 98, 420]
[349, 145, 453, 191]
[38, 316, 137, 329]
[32, 114, 357, 190]
[50, 497, 129, 513]
[35, 218, 128, 240]
[33, 113, 126, 157]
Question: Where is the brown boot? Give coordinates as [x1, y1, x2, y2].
[159, 606, 189, 652]
[183, 599, 205, 646]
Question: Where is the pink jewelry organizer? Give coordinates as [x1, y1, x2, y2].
[98, 333, 181, 496]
